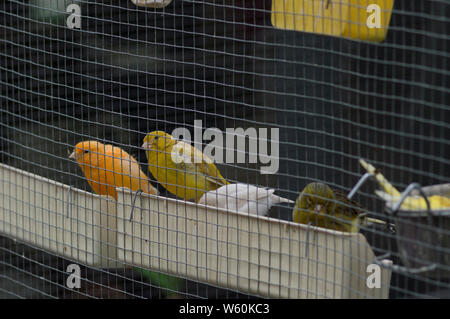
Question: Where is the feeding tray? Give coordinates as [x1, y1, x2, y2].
[384, 183, 450, 279]
[116, 187, 392, 298]
[0, 163, 118, 268]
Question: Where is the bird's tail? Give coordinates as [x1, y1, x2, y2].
[358, 211, 386, 226]
[366, 217, 387, 225]
[272, 195, 294, 205]
[359, 214, 396, 233]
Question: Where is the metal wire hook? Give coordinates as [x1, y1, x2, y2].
[304, 222, 312, 258]
[373, 252, 437, 274]
[348, 172, 397, 233]
[391, 183, 431, 216]
[388, 182, 433, 233]
[66, 185, 72, 218]
[347, 172, 374, 200]
[129, 189, 143, 222]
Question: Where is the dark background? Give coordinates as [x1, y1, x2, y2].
[0, 0, 449, 298]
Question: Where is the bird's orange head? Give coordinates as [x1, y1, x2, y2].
[142, 131, 176, 152]
[69, 140, 106, 164]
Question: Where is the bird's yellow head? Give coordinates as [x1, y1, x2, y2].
[142, 131, 176, 152]
[69, 140, 106, 165]
[294, 182, 337, 223]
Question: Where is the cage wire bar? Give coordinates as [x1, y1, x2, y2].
[0, 0, 448, 299]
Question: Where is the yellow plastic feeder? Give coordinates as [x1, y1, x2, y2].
[131, 0, 172, 8]
[271, 0, 395, 42]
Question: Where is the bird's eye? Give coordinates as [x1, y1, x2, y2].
[83, 150, 89, 154]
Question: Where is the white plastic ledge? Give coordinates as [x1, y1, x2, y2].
[0, 163, 118, 268]
[0, 163, 392, 298]
[116, 187, 392, 298]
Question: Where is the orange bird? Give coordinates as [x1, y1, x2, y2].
[69, 140, 158, 199]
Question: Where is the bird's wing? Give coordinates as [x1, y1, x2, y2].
[228, 184, 274, 204]
[216, 184, 253, 208]
[172, 141, 227, 186]
[107, 147, 157, 194]
[199, 184, 264, 212]
[109, 147, 137, 174]
[254, 186, 274, 200]
[233, 185, 291, 215]
[203, 184, 272, 216]
[333, 188, 364, 216]
[200, 190, 232, 208]
[198, 186, 239, 211]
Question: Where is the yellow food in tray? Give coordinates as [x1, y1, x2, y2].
[271, 0, 394, 42]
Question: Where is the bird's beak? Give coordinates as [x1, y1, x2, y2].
[314, 204, 323, 214]
[142, 141, 151, 151]
[68, 151, 76, 160]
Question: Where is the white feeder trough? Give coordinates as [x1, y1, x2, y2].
[116, 187, 392, 298]
[0, 163, 118, 268]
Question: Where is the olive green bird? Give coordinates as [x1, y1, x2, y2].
[293, 182, 387, 233]
[142, 131, 230, 202]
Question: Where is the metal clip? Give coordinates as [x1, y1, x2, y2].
[348, 172, 396, 233]
[347, 172, 374, 200]
[129, 189, 143, 222]
[66, 185, 72, 218]
[390, 183, 432, 218]
[304, 222, 312, 258]
[373, 252, 437, 274]
[386, 183, 433, 232]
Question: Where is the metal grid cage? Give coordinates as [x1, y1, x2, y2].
[0, 0, 449, 299]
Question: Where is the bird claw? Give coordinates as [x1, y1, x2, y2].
[387, 223, 396, 234]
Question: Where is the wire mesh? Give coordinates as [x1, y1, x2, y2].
[0, 0, 449, 299]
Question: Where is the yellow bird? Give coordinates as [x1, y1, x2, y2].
[142, 131, 229, 202]
[359, 159, 450, 211]
[293, 182, 386, 233]
[69, 140, 159, 199]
